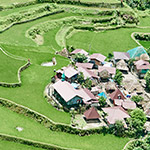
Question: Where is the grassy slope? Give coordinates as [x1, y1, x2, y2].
[0, 49, 25, 83]
[67, 28, 150, 56]
[0, 44, 71, 124]
[0, 106, 129, 150]
[0, 0, 34, 5]
[140, 41, 150, 49]
[80, 0, 119, 3]
[0, 12, 80, 47]
[0, 140, 45, 150]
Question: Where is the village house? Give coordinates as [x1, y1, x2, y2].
[84, 107, 100, 123]
[114, 99, 136, 110]
[134, 60, 150, 78]
[116, 59, 129, 73]
[89, 53, 106, 66]
[77, 67, 99, 82]
[51, 80, 98, 108]
[109, 88, 126, 103]
[113, 51, 130, 63]
[75, 62, 94, 70]
[102, 106, 130, 127]
[70, 49, 89, 56]
[56, 66, 78, 83]
[127, 46, 148, 60]
[98, 66, 116, 79]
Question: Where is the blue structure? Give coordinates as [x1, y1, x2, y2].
[127, 46, 147, 59]
[71, 83, 79, 89]
[98, 92, 107, 99]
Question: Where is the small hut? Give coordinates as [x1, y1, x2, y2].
[84, 107, 100, 123]
[99, 69, 110, 81]
[116, 59, 129, 73]
[140, 53, 149, 61]
[105, 81, 116, 93]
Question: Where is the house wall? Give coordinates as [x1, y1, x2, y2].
[91, 59, 101, 66]
[67, 96, 83, 105]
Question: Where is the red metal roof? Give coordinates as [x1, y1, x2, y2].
[84, 107, 100, 120]
[109, 89, 126, 101]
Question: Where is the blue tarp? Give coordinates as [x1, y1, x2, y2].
[98, 92, 107, 99]
[127, 46, 147, 59]
[71, 83, 79, 89]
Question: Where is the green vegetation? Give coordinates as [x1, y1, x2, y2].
[0, 0, 35, 6]
[145, 70, 150, 91]
[114, 69, 123, 85]
[0, 1, 149, 149]
[127, 109, 147, 137]
[0, 48, 25, 83]
[0, 105, 129, 150]
[0, 140, 45, 150]
[131, 95, 144, 103]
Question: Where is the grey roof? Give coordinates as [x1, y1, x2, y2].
[90, 53, 106, 63]
[113, 52, 130, 60]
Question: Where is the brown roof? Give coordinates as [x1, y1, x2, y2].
[76, 63, 93, 69]
[113, 52, 130, 60]
[70, 49, 88, 56]
[84, 107, 100, 120]
[77, 67, 99, 79]
[90, 53, 106, 63]
[105, 82, 116, 91]
[145, 108, 150, 117]
[102, 106, 130, 124]
[98, 66, 116, 75]
[109, 89, 126, 101]
[122, 100, 136, 110]
[78, 88, 97, 103]
[140, 53, 149, 61]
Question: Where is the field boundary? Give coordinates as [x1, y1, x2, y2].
[0, 47, 30, 87]
[0, 133, 79, 150]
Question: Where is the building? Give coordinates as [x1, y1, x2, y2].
[56, 66, 78, 82]
[116, 59, 129, 73]
[52, 80, 83, 107]
[102, 106, 130, 126]
[109, 89, 126, 102]
[113, 52, 130, 62]
[98, 66, 116, 78]
[89, 53, 106, 66]
[134, 60, 150, 78]
[77, 67, 99, 81]
[76, 62, 94, 69]
[70, 49, 89, 56]
[84, 107, 100, 123]
[127, 46, 148, 59]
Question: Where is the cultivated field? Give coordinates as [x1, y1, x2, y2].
[0, 0, 149, 149]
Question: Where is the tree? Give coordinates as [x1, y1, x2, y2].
[74, 53, 88, 63]
[114, 69, 123, 85]
[83, 78, 92, 90]
[77, 72, 84, 85]
[145, 71, 150, 91]
[98, 96, 107, 107]
[131, 95, 144, 103]
[113, 120, 125, 137]
[127, 108, 147, 137]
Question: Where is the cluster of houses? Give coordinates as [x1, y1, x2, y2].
[48, 46, 150, 128]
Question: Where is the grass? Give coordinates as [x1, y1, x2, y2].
[140, 41, 150, 49]
[0, 4, 42, 17]
[0, 0, 35, 5]
[0, 48, 25, 83]
[67, 27, 150, 56]
[0, 105, 129, 150]
[139, 17, 150, 26]
[0, 44, 71, 124]
[80, 0, 119, 3]
[0, 140, 45, 150]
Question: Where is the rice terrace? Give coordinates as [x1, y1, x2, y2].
[0, 0, 150, 149]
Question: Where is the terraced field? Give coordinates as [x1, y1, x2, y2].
[0, 0, 149, 149]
